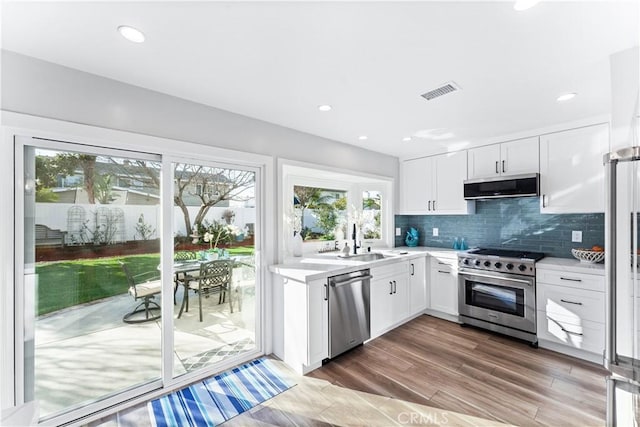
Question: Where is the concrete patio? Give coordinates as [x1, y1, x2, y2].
[33, 268, 256, 418]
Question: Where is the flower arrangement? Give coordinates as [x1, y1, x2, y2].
[201, 220, 241, 252]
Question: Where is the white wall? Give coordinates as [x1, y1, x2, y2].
[0, 51, 398, 178]
[0, 50, 398, 413]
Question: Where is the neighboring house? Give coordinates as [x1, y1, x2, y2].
[49, 160, 249, 207]
[51, 187, 160, 206]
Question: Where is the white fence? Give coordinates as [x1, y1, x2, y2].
[35, 203, 256, 243]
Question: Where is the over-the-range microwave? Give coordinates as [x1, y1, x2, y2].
[463, 173, 540, 200]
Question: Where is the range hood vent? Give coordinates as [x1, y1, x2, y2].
[464, 173, 540, 200]
[421, 81, 461, 101]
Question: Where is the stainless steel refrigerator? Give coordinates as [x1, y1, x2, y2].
[604, 146, 640, 426]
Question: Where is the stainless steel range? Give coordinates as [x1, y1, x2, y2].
[458, 248, 545, 346]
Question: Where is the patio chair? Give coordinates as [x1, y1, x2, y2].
[178, 260, 233, 322]
[120, 261, 162, 324]
[173, 251, 197, 303]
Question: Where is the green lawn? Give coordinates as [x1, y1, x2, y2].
[35, 247, 254, 317]
[35, 254, 160, 316]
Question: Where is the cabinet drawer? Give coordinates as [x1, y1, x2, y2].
[371, 261, 409, 279]
[536, 269, 604, 292]
[432, 263, 453, 275]
[537, 283, 604, 324]
[537, 310, 604, 355]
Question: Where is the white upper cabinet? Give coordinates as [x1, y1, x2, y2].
[539, 123, 609, 213]
[433, 151, 473, 214]
[400, 151, 473, 215]
[468, 137, 539, 180]
[501, 137, 540, 176]
[400, 156, 431, 213]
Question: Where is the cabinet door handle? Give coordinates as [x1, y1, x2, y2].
[428, 200, 431, 211]
[542, 194, 547, 208]
[389, 281, 393, 295]
[393, 280, 397, 294]
[438, 270, 449, 274]
[433, 200, 436, 211]
[502, 160, 506, 173]
[324, 284, 328, 301]
[560, 325, 583, 336]
[495, 161, 499, 174]
[411, 264, 415, 276]
[560, 277, 582, 283]
[560, 299, 583, 305]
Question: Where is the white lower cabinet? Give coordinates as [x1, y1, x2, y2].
[428, 254, 459, 317]
[272, 275, 328, 374]
[408, 256, 427, 316]
[370, 262, 410, 338]
[536, 267, 605, 361]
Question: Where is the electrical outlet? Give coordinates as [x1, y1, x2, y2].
[395, 227, 401, 236]
[572, 230, 582, 243]
[433, 227, 439, 237]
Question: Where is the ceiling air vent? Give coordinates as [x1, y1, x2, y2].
[420, 81, 461, 101]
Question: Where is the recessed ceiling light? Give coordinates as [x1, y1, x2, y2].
[117, 25, 145, 43]
[402, 137, 412, 142]
[556, 92, 577, 102]
[358, 135, 368, 141]
[513, 0, 539, 11]
[318, 105, 332, 112]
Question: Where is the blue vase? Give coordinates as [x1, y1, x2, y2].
[405, 227, 419, 247]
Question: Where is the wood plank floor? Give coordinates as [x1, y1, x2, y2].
[308, 315, 609, 427]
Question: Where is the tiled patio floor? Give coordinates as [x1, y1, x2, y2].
[34, 273, 256, 417]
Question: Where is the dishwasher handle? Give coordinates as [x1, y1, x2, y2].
[330, 274, 373, 288]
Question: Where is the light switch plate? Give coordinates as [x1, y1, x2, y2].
[572, 230, 582, 243]
[433, 227, 439, 237]
[395, 227, 401, 236]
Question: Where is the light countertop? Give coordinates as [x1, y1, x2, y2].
[537, 257, 605, 276]
[269, 246, 461, 283]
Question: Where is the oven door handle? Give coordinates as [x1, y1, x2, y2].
[459, 270, 533, 286]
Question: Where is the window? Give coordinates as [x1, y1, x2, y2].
[281, 162, 393, 257]
[293, 185, 347, 241]
[362, 190, 382, 239]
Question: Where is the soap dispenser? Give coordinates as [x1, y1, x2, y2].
[342, 242, 351, 256]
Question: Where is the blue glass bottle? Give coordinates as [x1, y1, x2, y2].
[453, 237, 460, 250]
[460, 238, 468, 251]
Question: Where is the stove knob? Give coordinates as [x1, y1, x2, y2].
[494, 262, 502, 269]
[506, 263, 514, 270]
[463, 258, 469, 265]
[518, 264, 527, 272]
[474, 259, 481, 266]
[483, 261, 491, 267]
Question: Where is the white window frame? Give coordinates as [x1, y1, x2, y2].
[278, 158, 394, 260]
[1, 111, 274, 425]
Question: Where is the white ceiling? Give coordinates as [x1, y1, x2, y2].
[2, 1, 638, 159]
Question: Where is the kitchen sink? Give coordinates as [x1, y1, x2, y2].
[336, 252, 386, 261]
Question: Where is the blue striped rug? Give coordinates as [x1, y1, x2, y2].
[148, 358, 294, 427]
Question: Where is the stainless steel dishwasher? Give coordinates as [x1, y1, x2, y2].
[328, 269, 372, 359]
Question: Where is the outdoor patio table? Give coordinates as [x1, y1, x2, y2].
[161, 257, 251, 315]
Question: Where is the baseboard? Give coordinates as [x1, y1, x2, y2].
[537, 339, 604, 364]
[424, 309, 460, 324]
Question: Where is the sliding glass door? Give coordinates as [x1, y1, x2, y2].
[171, 160, 258, 377]
[18, 138, 163, 419]
[15, 136, 263, 423]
